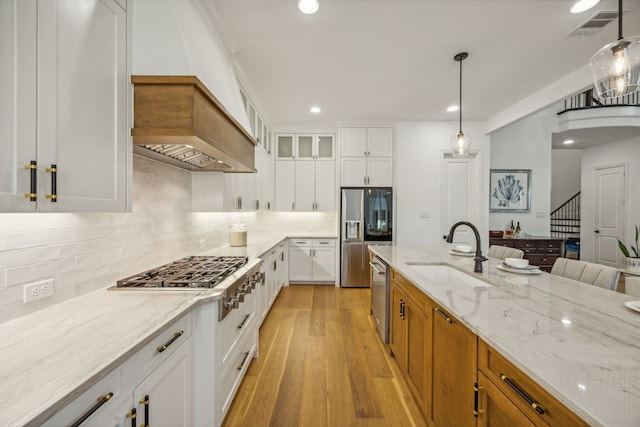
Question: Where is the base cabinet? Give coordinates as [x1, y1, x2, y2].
[389, 275, 431, 411]
[289, 239, 336, 283]
[478, 340, 588, 427]
[477, 372, 536, 427]
[430, 302, 477, 427]
[43, 314, 192, 427]
[389, 268, 586, 427]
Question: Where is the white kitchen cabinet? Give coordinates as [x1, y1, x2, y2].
[255, 148, 274, 211]
[276, 134, 295, 160]
[340, 127, 393, 187]
[274, 160, 296, 211]
[133, 339, 192, 427]
[43, 313, 192, 427]
[296, 134, 335, 160]
[289, 238, 336, 283]
[1, 0, 128, 212]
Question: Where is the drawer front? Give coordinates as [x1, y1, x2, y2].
[526, 254, 558, 267]
[538, 240, 562, 250]
[539, 247, 560, 255]
[218, 293, 258, 367]
[289, 238, 312, 247]
[136, 312, 192, 378]
[313, 238, 335, 246]
[520, 247, 536, 255]
[219, 328, 258, 419]
[489, 239, 515, 248]
[514, 240, 537, 250]
[43, 365, 125, 426]
[478, 340, 588, 427]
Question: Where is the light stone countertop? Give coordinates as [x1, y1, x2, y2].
[0, 232, 337, 427]
[369, 244, 640, 427]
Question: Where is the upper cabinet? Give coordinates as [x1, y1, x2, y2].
[0, 0, 128, 212]
[276, 134, 335, 160]
[340, 127, 393, 187]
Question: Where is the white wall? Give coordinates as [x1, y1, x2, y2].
[580, 136, 640, 263]
[489, 107, 557, 236]
[551, 149, 582, 211]
[395, 121, 490, 249]
[0, 157, 335, 325]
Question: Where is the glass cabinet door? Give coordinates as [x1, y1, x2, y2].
[317, 134, 334, 159]
[276, 134, 294, 159]
[296, 135, 314, 159]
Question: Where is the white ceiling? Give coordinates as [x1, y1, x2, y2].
[204, 0, 640, 129]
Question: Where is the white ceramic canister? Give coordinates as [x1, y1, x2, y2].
[229, 222, 247, 247]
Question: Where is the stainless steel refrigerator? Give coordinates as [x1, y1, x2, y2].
[340, 187, 393, 287]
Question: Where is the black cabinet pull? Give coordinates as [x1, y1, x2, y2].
[435, 307, 454, 324]
[126, 408, 136, 427]
[500, 373, 545, 415]
[237, 314, 251, 330]
[46, 164, 57, 202]
[68, 392, 113, 427]
[139, 394, 150, 427]
[156, 330, 184, 353]
[473, 383, 479, 417]
[236, 351, 250, 371]
[24, 161, 37, 201]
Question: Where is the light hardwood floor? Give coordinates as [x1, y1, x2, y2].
[222, 285, 428, 427]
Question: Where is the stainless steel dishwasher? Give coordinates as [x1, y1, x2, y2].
[370, 255, 389, 343]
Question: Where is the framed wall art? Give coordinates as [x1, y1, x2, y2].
[489, 169, 531, 212]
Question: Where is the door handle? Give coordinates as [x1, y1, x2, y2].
[594, 230, 600, 233]
[369, 261, 386, 275]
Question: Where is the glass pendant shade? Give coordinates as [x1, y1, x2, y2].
[590, 36, 640, 98]
[450, 132, 471, 157]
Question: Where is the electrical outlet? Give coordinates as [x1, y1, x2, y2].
[23, 279, 55, 303]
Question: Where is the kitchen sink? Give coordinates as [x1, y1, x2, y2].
[405, 263, 492, 288]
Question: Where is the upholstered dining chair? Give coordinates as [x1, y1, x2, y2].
[550, 258, 620, 291]
[487, 245, 524, 260]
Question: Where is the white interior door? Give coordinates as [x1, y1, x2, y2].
[593, 164, 626, 267]
[441, 154, 478, 246]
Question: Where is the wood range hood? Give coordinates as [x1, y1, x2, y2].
[131, 75, 256, 172]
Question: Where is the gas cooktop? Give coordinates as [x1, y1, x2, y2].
[116, 256, 249, 288]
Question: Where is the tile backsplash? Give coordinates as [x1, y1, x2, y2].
[0, 156, 336, 324]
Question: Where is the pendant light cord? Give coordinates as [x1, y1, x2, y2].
[459, 57, 463, 134]
[618, 0, 623, 40]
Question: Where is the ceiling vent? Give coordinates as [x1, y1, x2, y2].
[568, 9, 629, 37]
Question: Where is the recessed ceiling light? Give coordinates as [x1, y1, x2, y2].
[571, 0, 600, 14]
[563, 139, 575, 145]
[446, 105, 459, 112]
[298, 0, 319, 14]
[310, 106, 321, 114]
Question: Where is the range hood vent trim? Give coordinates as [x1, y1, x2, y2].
[131, 75, 257, 173]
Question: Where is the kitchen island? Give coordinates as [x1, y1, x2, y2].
[370, 245, 640, 427]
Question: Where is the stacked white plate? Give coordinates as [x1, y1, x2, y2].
[497, 260, 542, 275]
[450, 245, 474, 257]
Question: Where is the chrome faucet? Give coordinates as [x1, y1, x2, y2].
[444, 221, 487, 273]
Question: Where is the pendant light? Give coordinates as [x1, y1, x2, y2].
[450, 52, 471, 157]
[589, 0, 640, 98]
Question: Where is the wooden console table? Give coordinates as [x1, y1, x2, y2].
[489, 237, 565, 272]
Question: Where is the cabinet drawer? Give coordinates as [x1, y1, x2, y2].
[514, 241, 537, 250]
[289, 238, 312, 247]
[526, 255, 558, 266]
[313, 238, 335, 246]
[135, 313, 192, 379]
[539, 248, 560, 255]
[538, 240, 562, 250]
[478, 340, 588, 427]
[43, 364, 127, 426]
[219, 328, 258, 419]
[489, 239, 515, 248]
[218, 293, 258, 367]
